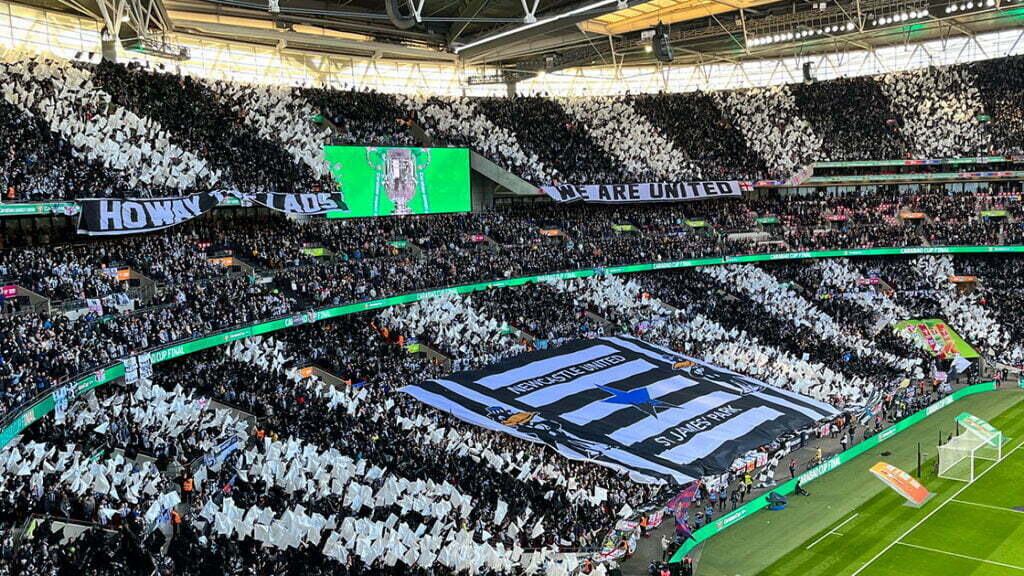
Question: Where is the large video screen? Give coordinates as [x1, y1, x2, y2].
[324, 146, 471, 218]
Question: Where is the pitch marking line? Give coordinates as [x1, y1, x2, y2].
[950, 499, 1024, 515]
[851, 436, 1024, 576]
[896, 543, 1024, 571]
[805, 513, 859, 550]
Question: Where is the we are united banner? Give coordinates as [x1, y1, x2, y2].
[540, 181, 749, 204]
[401, 336, 837, 484]
[76, 191, 348, 235]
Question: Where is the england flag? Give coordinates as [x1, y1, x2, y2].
[401, 336, 838, 484]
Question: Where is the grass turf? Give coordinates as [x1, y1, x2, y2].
[694, 388, 1024, 576]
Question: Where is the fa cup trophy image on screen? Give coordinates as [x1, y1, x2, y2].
[365, 147, 432, 216]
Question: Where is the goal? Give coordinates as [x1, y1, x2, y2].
[937, 414, 1004, 483]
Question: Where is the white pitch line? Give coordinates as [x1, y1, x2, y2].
[805, 513, 859, 550]
[896, 542, 1024, 571]
[852, 437, 1024, 576]
[950, 499, 1024, 514]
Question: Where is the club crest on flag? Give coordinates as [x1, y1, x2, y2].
[487, 407, 610, 459]
[596, 385, 671, 418]
[486, 406, 536, 427]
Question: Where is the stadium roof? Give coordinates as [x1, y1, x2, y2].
[24, 0, 1024, 72]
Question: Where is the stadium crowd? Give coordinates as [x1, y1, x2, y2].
[4, 45, 1024, 576]
[1, 322, 667, 575]
[0, 245, 994, 576]
[6, 53, 1024, 199]
[1, 189, 1022, 419]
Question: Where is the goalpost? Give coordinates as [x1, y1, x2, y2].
[937, 413, 1004, 483]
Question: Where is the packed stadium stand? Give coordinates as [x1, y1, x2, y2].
[3, 1, 1024, 574]
[4, 52, 1024, 200]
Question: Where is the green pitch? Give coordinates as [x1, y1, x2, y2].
[695, 389, 1024, 576]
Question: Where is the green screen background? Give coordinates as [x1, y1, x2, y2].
[324, 146, 471, 218]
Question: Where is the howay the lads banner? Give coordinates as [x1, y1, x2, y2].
[540, 181, 749, 204]
[401, 336, 837, 484]
[76, 191, 348, 236]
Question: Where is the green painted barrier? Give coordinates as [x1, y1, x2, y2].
[0, 363, 126, 447]
[668, 381, 999, 563]
[0, 196, 272, 217]
[2, 244, 1021, 450]
[814, 156, 1016, 168]
[0, 202, 78, 216]
[805, 171, 1024, 184]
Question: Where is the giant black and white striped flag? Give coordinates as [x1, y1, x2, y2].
[401, 336, 838, 484]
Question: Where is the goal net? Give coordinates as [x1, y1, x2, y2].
[937, 413, 1004, 483]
